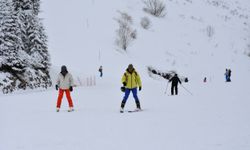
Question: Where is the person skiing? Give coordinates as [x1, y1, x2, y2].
[225, 69, 228, 81]
[98, 66, 103, 77]
[55, 65, 74, 112]
[203, 77, 207, 83]
[120, 64, 142, 113]
[169, 74, 182, 95]
[224, 69, 231, 82]
[228, 69, 231, 82]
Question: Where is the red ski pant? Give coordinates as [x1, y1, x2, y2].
[56, 89, 74, 108]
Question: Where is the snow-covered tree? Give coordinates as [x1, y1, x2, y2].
[13, 0, 31, 11]
[17, 0, 51, 89]
[13, 0, 40, 14]
[0, 0, 27, 93]
[24, 15, 51, 89]
[32, 0, 40, 15]
[0, 0, 51, 93]
[12, 0, 23, 11]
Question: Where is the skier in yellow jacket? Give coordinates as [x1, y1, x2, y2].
[120, 64, 142, 113]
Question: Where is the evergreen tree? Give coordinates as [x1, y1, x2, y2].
[24, 15, 51, 89]
[33, 0, 40, 15]
[13, 0, 31, 11]
[13, 0, 40, 14]
[0, 0, 51, 93]
[18, 0, 51, 89]
[12, 0, 22, 11]
[0, 0, 27, 93]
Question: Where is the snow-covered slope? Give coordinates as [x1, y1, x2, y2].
[1, 80, 250, 150]
[40, 0, 250, 83]
[1, 0, 250, 150]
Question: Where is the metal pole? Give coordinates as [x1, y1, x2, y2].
[180, 84, 193, 96]
[164, 81, 170, 94]
[98, 49, 101, 62]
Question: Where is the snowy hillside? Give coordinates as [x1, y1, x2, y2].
[1, 0, 250, 150]
[40, 0, 250, 82]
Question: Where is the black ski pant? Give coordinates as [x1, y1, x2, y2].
[171, 85, 178, 95]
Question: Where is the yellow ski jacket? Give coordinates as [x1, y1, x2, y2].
[121, 69, 142, 89]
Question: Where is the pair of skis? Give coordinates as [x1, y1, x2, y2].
[56, 109, 74, 112]
[120, 109, 143, 113]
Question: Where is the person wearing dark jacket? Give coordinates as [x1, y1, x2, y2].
[169, 74, 182, 95]
[228, 69, 231, 82]
[98, 66, 103, 77]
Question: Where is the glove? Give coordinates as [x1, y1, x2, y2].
[69, 86, 73, 92]
[55, 85, 59, 90]
[121, 86, 125, 92]
[123, 82, 126, 86]
[139, 86, 142, 91]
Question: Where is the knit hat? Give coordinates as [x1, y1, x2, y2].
[128, 64, 133, 70]
[61, 65, 68, 77]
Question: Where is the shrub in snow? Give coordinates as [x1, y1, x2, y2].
[141, 17, 151, 29]
[247, 44, 250, 57]
[206, 25, 215, 38]
[131, 29, 137, 39]
[115, 11, 136, 51]
[143, 0, 166, 17]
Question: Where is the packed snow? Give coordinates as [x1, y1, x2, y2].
[1, 0, 250, 150]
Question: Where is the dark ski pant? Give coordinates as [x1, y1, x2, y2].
[171, 85, 178, 95]
[226, 76, 231, 82]
[121, 88, 140, 108]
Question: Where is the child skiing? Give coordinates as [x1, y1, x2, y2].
[55, 65, 74, 112]
[169, 74, 182, 95]
[120, 64, 142, 113]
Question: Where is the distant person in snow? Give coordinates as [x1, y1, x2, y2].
[225, 69, 229, 82]
[228, 69, 231, 82]
[169, 74, 182, 95]
[55, 65, 74, 112]
[224, 69, 231, 82]
[120, 64, 142, 113]
[203, 77, 207, 83]
[98, 66, 103, 77]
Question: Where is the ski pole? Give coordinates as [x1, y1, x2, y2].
[180, 84, 193, 96]
[164, 81, 170, 94]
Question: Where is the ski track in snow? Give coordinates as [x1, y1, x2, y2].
[1, 79, 250, 150]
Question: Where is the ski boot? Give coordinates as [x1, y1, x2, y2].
[68, 107, 74, 112]
[120, 107, 124, 113]
[120, 102, 126, 113]
[135, 101, 142, 111]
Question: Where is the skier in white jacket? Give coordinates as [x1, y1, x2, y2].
[55, 65, 74, 112]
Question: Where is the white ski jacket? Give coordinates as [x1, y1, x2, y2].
[56, 73, 74, 90]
